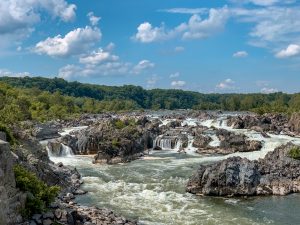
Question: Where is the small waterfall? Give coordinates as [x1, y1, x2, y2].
[46, 141, 74, 158]
[60, 144, 74, 157]
[208, 134, 221, 147]
[153, 135, 177, 150]
[174, 139, 182, 151]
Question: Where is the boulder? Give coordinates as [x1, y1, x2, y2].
[187, 143, 300, 196]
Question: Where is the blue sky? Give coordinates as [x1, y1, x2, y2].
[0, 0, 300, 93]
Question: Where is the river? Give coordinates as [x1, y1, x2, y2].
[48, 115, 300, 225]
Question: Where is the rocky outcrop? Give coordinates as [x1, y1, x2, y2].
[0, 141, 26, 225]
[187, 143, 300, 196]
[59, 117, 159, 164]
[227, 114, 288, 134]
[217, 129, 262, 153]
[31, 123, 61, 140]
[195, 129, 262, 155]
[289, 113, 300, 135]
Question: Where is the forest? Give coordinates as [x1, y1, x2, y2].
[0, 76, 300, 125]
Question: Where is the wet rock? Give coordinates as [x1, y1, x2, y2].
[187, 143, 300, 196]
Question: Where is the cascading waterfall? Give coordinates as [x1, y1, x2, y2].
[60, 144, 74, 157]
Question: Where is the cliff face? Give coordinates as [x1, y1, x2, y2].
[0, 141, 25, 225]
[289, 113, 300, 134]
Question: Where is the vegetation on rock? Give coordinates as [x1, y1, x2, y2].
[13, 165, 60, 218]
[288, 147, 300, 160]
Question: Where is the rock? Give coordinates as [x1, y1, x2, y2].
[0, 131, 6, 141]
[73, 189, 87, 195]
[29, 220, 37, 225]
[32, 214, 42, 224]
[32, 123, 60, 140]
[0, 141, 25, 225]
[289, 113, 300, 135]
[43, 212, 54, 219]
[42, 219, 53, 225]
[54, 209, 62, 219]
[187, 143, 300, 196]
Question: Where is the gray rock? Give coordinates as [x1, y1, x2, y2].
[187, 143, 300, 196]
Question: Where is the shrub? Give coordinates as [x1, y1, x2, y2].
[13, 165, 60, 218]
[288, 147, 300, 160]
[112, 119, 126, 129]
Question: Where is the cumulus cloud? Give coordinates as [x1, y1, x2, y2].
[169, 72, 180, 78]
[233, 51, 248, 58]
[0, 0, 76, 47]
[216, 78, 235, 90]
[34, 26, 102, 57]
[134, 6, 229, 43]
[0, 69, 31, 77]
[79, 49, 119, 65]
[58, 44, 154, 79]
[132, 60, 155, 74]
[171, 80, 186, 89]
[275, 44, 300, 58]
[87, 12, 101, 26]
[261, 87, 278, 93]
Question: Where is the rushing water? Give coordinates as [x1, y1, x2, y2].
[49, 116, 300, 225]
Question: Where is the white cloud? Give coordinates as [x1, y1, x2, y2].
[232, 7, 300, 50]
[0, 0, 76, 47]
[160, 8, 208, 14]
[174, 46, 185, 52]
[79, 49, 119, 65]
[87, 12, 101, 26]
[261, 87, 278, 93]
[34, 26, 101, 57]
[147, 75, 160, 88]
[169, 72, 180, 78]
[58, 45, 154, 79]
[230, 0, 295, 6]
[132, 60, 155, 74]
[233, 51, 248, 58]
[171, 80, 186, 89]
[0, 69, 31, 77]
[134, 6, 229, 43]
[216, 78, 235, 90]
[275, 44, 300, 58]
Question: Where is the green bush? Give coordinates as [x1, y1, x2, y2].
[112, 119, 126, 129]
[288, 147, 300, 160]
[0, 123, 16, 145]
[13, 165, 60, 218]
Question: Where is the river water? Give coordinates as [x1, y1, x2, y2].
[49, 116, 300, 225]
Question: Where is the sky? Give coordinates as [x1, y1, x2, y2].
[0, 0, 300, 93]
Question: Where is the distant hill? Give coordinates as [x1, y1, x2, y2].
[0, 76, 299, 114]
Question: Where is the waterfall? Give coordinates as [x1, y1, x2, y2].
[208, 134, 221, 147]
[60, 144, 74, 157]
[174, 139, 182, 151]
[153, 135, 177, 150]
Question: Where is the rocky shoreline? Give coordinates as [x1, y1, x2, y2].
[186, 143, 300, 196]
[2, 110, 300, 224]
[0, 126, 138, 225]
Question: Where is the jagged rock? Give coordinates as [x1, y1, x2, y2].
[0, 141, 26, 225]
[193, 134, 212, 148]
[227, 114, 288, 134]
[0, 131, 6, 141]
[187, 143, 300, 196]
[32, 124, 60, 140]
[289, 113, 300, 135]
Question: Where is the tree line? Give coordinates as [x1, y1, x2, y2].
[0, 76, 300, 125]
